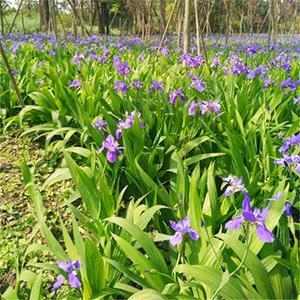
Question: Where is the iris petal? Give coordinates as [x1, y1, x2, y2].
[225, 215, 244, 230]
[256, 224, 274, 243]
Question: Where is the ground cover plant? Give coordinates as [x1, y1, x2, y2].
[0, 32, 299, 299]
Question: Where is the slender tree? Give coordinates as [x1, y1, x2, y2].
[159, 0, 166, 36]
[183, 0, 190, 53]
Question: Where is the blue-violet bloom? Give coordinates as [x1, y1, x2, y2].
[169, 217, 199, 246]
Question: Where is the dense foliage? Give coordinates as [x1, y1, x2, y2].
[0, 33, 299, 299]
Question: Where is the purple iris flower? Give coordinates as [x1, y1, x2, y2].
[263, 78, 274, 89]
[98, 135, 123, 163]
[225, 193, 275, 243]
[69, 79, 82, 88]
[98, 55, 107, 64]
[181, 53, 205, 68]
[293, 96, 300, 104]
[284, 201, 293, 216]
[223, 175, 247, 197]
[201, 100, 221, 115]
[92, 116, 107, 134]
[190, 77, 206, 92]
[169, 217, 199, 246]
[246, 45, 257, 56]
[267, 192, 283, 202]
[188, 102, 202, 116]
[246, 69, 257, 79]
[211, 56, 221, 68]
[72, 52, 84, 66]
[113, 55, 121, 67]
[49, 50, 56, 57]
[169, 88, 185, 104]
[132, 80, 143, 90]
[149, 80, 164, 93]
[230, 56, 247, 76]
[115, 111, 144, 140]
[52, 259, 81, 291]
[160, 47, 169, 57]
[188, 100, 221, 117]
[280, 78, 300, 91]
[114, 80, 128, 93]
[275, 153, 300, 174]
[279, 133, 300, 153]
[116, 61, 131, 76]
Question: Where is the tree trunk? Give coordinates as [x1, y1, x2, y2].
[194, 0, 200, 55]
[223, 0, 230, 46]
[159, 0, 166, 37]
[95, 0, 101, 34]
[177, 0, 183, 48]
[39, 0, 50, 32]
[21, 9, 26, 33]
[267, 0, 272, 45]
[72, 14, 78, 40]
[273, 0, 280, 43]
[49, 0, 58, 40]
[183, 0, 190, 53]
[0, 0, 4, 35]
[239, 1, 244, 36]
[100, 1, 109, 35]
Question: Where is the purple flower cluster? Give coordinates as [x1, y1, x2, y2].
[72, 52, 85, 66]
[188, 100, 221, 116]
[132, 80, 143, 90]
[116, 61, 131, 77]
[69, 79, 82, 88]
[225, 193, 275, 243]
[278, 133, 300, 154]
[116, 111, 144, 140]
[92, 116, 107, 134]
[98, 135, 123, 163]
[180, 53, 205, 68]
[263, 77, 274, 89]
[189, 73, 206, 92]
[88, 50, 107, 64]
[114, 80, 128, 93]
[223, 175, 247, 197]
[273, 53, 292, 73]
[113, 55, 131, 76]
[160, 47, 170, 57]
[149, 80, 164, 93]
[246, 45, 258, 56]
[96, 111, 144, 163]
[275, 133, 300, 174]
[52, 259, 81, 291]
[275, 153, 300, 174]
[293, 96, 300, 105]
[230, 56, 247, 76]
[169, 88, 185, 104]
[211, 55, 221, 68]
[169, 216, 199, 246]
[280, 78, 300, 91]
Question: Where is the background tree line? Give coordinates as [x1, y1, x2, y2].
[0, 0, 299, 39]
